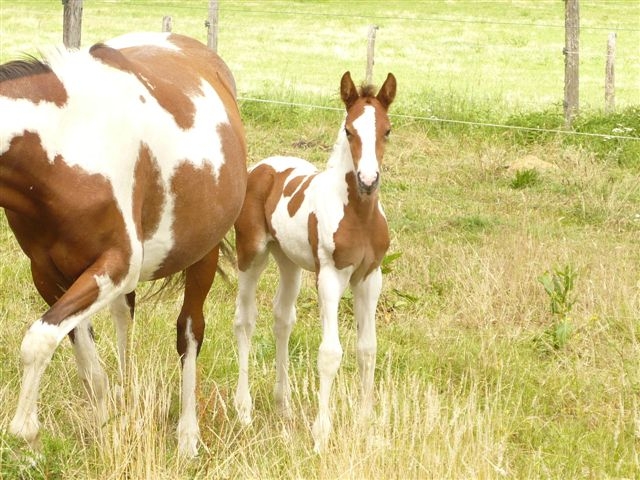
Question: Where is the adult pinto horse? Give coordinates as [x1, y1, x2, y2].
[0, 32, 247, 457]
[233, 71, 396, 452]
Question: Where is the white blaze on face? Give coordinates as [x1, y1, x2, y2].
[351, 105, 379, 188]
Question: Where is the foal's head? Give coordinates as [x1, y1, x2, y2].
[340, 71, 397, 195]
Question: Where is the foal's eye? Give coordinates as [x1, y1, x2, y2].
[344, 127, 353, 138]
[384, 129, 391, 138]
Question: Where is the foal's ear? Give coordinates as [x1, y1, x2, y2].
[376, 73, 397, 109]
[340, 71, 359, 109]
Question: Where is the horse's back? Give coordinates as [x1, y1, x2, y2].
[1, 33, 247, 284]
[99, 33, 247, 279]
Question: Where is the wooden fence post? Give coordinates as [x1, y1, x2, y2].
[206, 0, 219, 52]
[162, 15, 173, 33]
[605, 32, 616, 113]
[366, 25, 378, 84]
[563, 0, 579, 128]
[62, 0, 83, 49]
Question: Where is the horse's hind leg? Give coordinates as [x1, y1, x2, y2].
[10, 252, 131, 449]
[176, 247, 219, 458]
[68, 322, 110, 424]
[70, 290, 135, 425]
[271, 247, 302, 419]
[109, 292, 135, 394]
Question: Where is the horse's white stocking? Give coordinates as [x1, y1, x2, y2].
[351, 268, 382, 419]
[110, 296, 131, 380]
[109, 294, 133, 401]
[312, 267, 350, 453]
[71, 322, 109, 425]
[272, 249, 302, 418]
[177, 317, 199, 457]
[9, 321, 60, 449]
[233, 252, 269, 425]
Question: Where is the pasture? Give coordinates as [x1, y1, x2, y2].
[1, 1, 639, 478]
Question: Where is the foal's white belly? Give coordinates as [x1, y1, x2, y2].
[270, 202, 317, 272]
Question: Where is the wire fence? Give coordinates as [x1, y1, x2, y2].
[239, 96, 640, 141]
[1, 1, 639, 141]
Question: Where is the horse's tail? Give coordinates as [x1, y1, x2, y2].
[140, 237, 236, 303]
[216, 235, 237, 284]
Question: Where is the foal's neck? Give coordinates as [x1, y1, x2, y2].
[326, 125, 380, 212]
[326, 121, 351, 174]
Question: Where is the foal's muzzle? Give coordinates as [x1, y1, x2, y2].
[357, 171, 380, 195]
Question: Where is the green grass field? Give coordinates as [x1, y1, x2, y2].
[1, 2, 640, 479]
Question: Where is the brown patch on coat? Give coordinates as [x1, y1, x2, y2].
[308, 212, 320, 277]
[283, 175, 305, 197]
[1, 132, 132, 324]
[90, 35, 244, 134]
[234, 164, 274, 272]
[154, 124, 246, 278]
[286, 175, 315, 217]
[234, 164, 297, 272]
[132, 144, 165, 241]
[332, 172, 389, 281]
[0, 58, 67, 106]
[263, 167, 295, 237]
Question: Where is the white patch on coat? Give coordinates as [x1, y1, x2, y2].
[177, 317, 200, 456]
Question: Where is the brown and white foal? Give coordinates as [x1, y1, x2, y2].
[0, 33, 247, 457]
[233, 71, 396, 452]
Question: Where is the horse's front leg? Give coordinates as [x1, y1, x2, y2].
[176, 247, 219, 458]
[351, 267, 382, 419]
[312, 266, 350, 453]
[10, 252, 131, 450]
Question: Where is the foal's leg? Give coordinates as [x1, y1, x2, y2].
[351, 267, 382, 418]
[271, 247, 302, 418]
[10, 252, 131, 449]
[176, 246, 219, 458]
[312, 266, 351, 453]
[233, 249, 269, 425]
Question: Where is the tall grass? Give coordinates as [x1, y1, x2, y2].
[2, 100, 639, 478]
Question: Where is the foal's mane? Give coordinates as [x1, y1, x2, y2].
[0, 56, 51, 83]
[359, 83, 378, 99]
